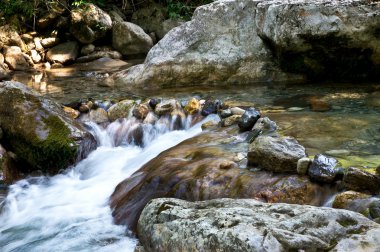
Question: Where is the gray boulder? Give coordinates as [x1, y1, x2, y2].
[248, 135, 306, 173]
[138, 198, 380, 252]
[255, 0, 380, 80]
[70, 3, 112, 44]
[0, 81, 97, 182]
[46, 41, 79, 64]
[113, 0, 380, 89]
[112, 22, 153, 56]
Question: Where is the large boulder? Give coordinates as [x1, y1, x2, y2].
[138, 198, 380, 252]
[70, 3, 112, 44]
[113, 0, 380, 89]
[110, 129, 328, 232]
[255, 0, 380, 80]
[112, 22, 153, 56]
[0, 81, 97, 181]
[3, 46, 30, 71]
[46, 42, 79, 64]
[248, 135, 307, 173]
[0, 25, 26, 51]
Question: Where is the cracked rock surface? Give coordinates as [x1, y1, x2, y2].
[138, 198, 380, 252]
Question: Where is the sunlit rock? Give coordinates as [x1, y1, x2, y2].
[138, 198, 380, 252]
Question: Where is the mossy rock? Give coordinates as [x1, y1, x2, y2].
[0, 81, 97, 178]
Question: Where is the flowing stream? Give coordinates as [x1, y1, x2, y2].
[0, 115, 214, 252]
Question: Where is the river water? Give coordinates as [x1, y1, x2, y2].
[1, 62, 379, 251]
[0, 114, 215, 251]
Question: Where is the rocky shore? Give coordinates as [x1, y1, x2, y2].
[0, 1, 183, 81]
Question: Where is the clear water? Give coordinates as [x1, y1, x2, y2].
[2, 65, 379, 251]
[0, 115, 213, 252]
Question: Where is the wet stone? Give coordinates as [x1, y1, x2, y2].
[238, 107, 260, 132]
[201, 99, 222, 116]
[89, 108, 109, 123]
[248, 135, 306, 173]
[308, 154, 342, 184]
[221, 115, 241, 127]
[219, 109, 232, 119]
[184, 98, 200, 115]
[133, 104, 150, 120]
[343, 167, 380, 194]
[155, 99, 179, 116]
[297, 157, 312, 175]
[63, 106, 80, 119]
[332, 191, 371, 210]
[230, 107, 245, 115]
[79, 103, 90, 113]
[369, 201, 380, 219]
[149, 98, 160, 110]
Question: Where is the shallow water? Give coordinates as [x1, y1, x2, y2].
[2, 64, 379, 251]
[0, 115, 212, 252]
[11, 66, 380, 167]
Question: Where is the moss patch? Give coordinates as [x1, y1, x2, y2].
[9, 115, 76, 173]
[337, 155, 380, 174]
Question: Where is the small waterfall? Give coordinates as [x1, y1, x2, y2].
[0, 115, 215, 252]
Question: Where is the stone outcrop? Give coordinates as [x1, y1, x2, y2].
[0, 81, 97, 182]
[114, 0, 380, 89]
[70, 3, 112, 44]
[112, 22, 153, 56]
[138, 198, 380, 252]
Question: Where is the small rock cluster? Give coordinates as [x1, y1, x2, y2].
[0, 3, 183, 80]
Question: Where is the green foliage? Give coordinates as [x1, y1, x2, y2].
[164, 0, 213, 20]
[71, 0, 107, 8]
[0, 0, 35, 19]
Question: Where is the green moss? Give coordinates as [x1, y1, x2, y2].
[337, 155, 380, 174]
[337, 218, 358, 228]
[192, 164, 208, 177]
[10, 115, 76, 173]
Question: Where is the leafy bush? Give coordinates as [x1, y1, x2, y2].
[0, 0, 35, 19]
[164, 0, 213, 20]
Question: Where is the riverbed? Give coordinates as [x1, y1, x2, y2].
[0, 62, 379, 251]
